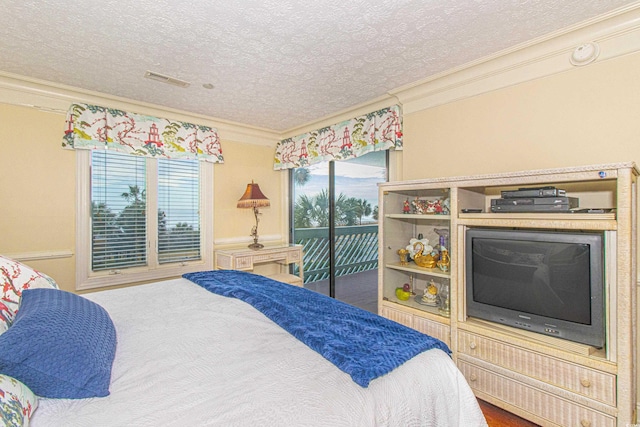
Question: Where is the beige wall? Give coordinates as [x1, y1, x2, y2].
[0, 103, 284, 292]
[2, 49, 639, 294]
[0, 105, 76, 290]
[402, 51, 640, 180]
[213, 140, 283, 244]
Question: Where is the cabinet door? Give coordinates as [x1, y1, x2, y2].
[381, 306, 451, 346]
[413, 315, 450, 346]
[380, 305, 412, 328]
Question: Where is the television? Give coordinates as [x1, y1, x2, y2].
[465, 228, 605, 348]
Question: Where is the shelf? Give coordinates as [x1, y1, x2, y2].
[458, 213, 617, 230]
[381, 298, 451, 323]
[386, 213, 451, 221]
[459, 212, 615, 220]
[385, 262, 451, 279]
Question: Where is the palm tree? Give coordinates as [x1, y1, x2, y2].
[294, 190, 366, 227]
[117, 185, 147, 261]
[312, 189, 331, 227]
[336, 196, 360, 226]
[91, 201, 117, 232]
[172, 222, 193, 231]
[121, 185, 145, 203]
[294, 194, 316, 228]
[293, 168, 311, 187]
[354, 199, 372, 225]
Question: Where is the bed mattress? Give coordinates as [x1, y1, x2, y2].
[32, 278, 486, 426]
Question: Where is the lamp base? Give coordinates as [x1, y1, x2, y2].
[248, 242, 264, 250]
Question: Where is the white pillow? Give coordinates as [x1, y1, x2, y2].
[0, 255, 59, 332]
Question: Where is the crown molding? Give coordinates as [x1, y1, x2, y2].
[276, 3, 640, 139]
[390, 3, 640, 115]
[0, 71, 280, 146]
[279, 94, 397, 140]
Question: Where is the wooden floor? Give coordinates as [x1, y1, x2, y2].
[304, 269, 378, 313]
[479, 400, 540, 426]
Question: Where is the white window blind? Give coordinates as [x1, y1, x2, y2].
[77, 148, 213, 291]
[91, 151, 147, 271]
[158, 159, 201, 264]
[90, 151, 202, 272]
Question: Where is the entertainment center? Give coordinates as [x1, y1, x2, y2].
[377, 162, 637, 426]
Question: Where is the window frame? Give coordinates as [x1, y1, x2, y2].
[75, 150, 213, 290]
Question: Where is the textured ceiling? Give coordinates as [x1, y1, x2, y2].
[0, 0, 636, 132]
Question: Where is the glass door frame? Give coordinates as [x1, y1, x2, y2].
[289, 151, 389, 299]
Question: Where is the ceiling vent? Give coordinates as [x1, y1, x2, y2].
[144, 71, 191, 88]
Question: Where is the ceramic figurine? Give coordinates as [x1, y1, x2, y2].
[434, 199, 444, 214]
[413, 241, 439, 268]
[439, 295, 451, 317]
[438, 283, 451, 317]
[442, 198, 451, 214]
[437, 249, 450, 272]
[434, 228, 449, 250]
[421, 280, 439, 306]
[406, 237, 431, 259]
[411, 197, 424, 214]
[397, 248, 410, 265]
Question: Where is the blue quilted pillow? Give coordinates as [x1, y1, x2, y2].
[0, 288, 117, 398]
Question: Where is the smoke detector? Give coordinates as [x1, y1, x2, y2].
[570, 42, 599, 66]
[144, 71, 191, 88]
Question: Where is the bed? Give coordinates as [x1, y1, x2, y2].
[1, 261, 486, 426]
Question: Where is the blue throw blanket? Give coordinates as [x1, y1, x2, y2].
[183, 270, 450, 387]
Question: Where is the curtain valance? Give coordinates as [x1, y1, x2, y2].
[62, 103, 224, 163]
[273, 105, 402, 170]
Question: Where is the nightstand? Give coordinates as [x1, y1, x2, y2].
[214, 244, 304, 286]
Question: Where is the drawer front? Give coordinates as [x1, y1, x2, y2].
[380, 306, 412, 328]
[252, 252, 286, 263]
[286, 249, 301, 263]
[413, 315, 450, 346]
[215, 253, 233, 270]
[234, 255, 254, 270]
[458, 331, 616, 406]
[459, 360, 616, 427]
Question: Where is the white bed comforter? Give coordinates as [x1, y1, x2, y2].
[32, 278, 486, 426]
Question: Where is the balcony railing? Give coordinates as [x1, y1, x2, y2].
[293, 224, 378, 284]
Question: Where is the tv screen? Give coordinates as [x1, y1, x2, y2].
[472, 239, 591, 324]
[466, 229, 604, 348]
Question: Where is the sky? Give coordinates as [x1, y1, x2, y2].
[293, 153, 387, 221]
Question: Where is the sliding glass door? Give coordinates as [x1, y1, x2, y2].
[291, 151, 387, 313]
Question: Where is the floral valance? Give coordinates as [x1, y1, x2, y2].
[62, 103, 224, 163]
[273, 105, 402, 170]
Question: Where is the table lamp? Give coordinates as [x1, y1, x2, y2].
[237, 181, 270, 249]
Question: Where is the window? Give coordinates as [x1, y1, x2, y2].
[157, 158, 202, 264]
[76, 150, 213, 290]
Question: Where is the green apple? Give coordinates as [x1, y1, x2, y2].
[395, 287, 411, 301]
